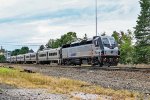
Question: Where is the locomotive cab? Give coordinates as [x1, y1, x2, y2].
[93, 36, 119, 66]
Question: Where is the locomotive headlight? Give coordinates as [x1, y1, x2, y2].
[103, 58, 107, 61]
[116, 58, 119, 61]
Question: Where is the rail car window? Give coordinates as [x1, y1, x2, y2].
[62, 44, 70, 48]
[31, 55, 36, 58]
[80, 40, 92, 45]
[71, 43, 79, 47]
[26, 56, 30, 58]
[49, 52, 57, 56]
[39, 54, 46, 57]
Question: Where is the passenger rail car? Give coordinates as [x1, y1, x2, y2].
[37, 48, 61, 64]
[24, 53, 36, 64]
[7, 36, 120, 67]
[16, 55, 24, 63]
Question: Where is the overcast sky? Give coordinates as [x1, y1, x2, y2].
[0, 0, 140, 51]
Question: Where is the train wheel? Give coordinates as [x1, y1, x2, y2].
[99, 63, 103, 67]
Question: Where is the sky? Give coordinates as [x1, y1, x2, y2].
[0, 0, 140, 51]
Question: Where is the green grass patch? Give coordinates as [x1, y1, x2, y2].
[0, 67, 141, 99]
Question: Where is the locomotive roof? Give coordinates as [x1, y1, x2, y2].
[38, 48, 61, 53]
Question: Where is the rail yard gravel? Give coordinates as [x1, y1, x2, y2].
[10, 64, 150, 94]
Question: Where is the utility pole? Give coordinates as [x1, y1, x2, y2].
[95, 0, 98, 36]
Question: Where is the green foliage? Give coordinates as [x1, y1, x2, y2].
[112, 30, 134, 64]
[0, 67, 12, 74]
[38, 45, 45, 51]
[133, 46, 150, 64]
[19, 47, 29, 54]
[11, 49, 20, 56]
[0, 55, 6, 62]
[46, 32, 77, 48]
[134, 0, 150, 64]
[11, 47, 29, 56]
[60, 32, 77, 45]
[45, 39, 55, 48]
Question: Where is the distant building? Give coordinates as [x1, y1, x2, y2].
[4, 51, 11, 58]
[0, 46, 5, 56]
[0, 46, 11, 58]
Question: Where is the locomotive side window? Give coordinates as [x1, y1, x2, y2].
[62, 44, 70, 48]
[80, 40, 92, 45]
[86, 40, 92, 44]
[71, 43, 79, 47]
[94, 40, 99, 47]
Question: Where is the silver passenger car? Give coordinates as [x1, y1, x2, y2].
[24, 53, 36, 63]
[38, 48, 61, 64]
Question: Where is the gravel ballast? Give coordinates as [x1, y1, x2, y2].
[14, 64, 150, 94]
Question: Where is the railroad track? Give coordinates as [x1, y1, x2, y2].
[60, 66, 150, 72]
[1, 63, 150, 73]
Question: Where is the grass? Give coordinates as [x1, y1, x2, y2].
[0, 67, 141, 99]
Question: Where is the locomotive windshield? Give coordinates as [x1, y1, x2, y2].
[102, 38, 110, 47]
[109, 38, 118, 47]
[102, 37, 117, 48]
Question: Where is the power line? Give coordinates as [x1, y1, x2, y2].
[0, 41, 45, 46]
[0, 43, 42, 46]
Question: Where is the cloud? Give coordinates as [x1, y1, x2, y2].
[0, 0, 140, 51]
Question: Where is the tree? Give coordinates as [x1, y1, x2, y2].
[38, 45, 45, 51]
[60, 32, 77, 45]
[134, 0, 150, 64]
[46, 39, 55, 48]
[11, 49, 20, 56]
[19, 47, 29, 54]
[46, 32, 77, 48]
[11, 47, 29, 56]
[112, 30, 134, 64]
[0, 55, 5, 62]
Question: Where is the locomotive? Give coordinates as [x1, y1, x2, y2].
[7, 36, 120, 67]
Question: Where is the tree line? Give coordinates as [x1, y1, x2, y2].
[11, 47, 34, 56]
